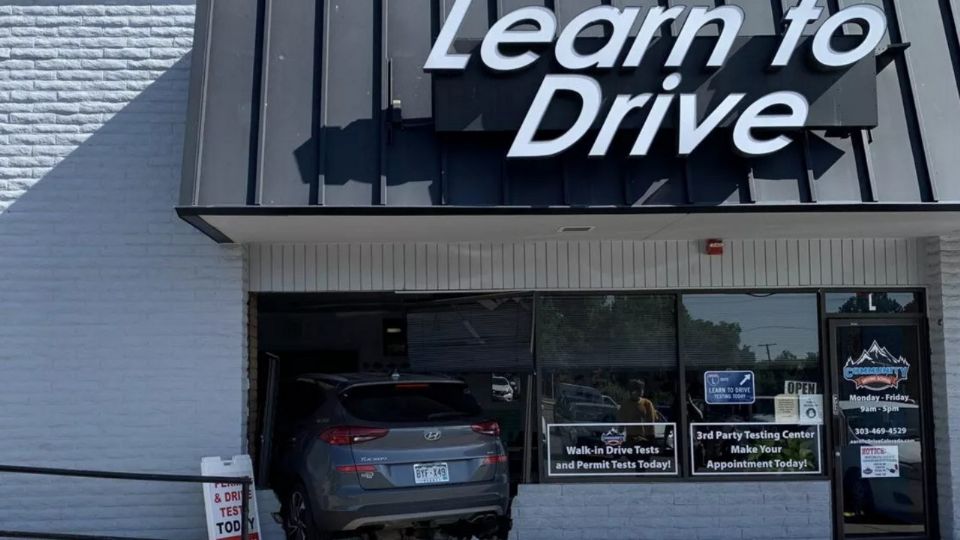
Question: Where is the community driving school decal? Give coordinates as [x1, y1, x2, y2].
[843, 341, 910, 392]
[425, 0, 887, 158]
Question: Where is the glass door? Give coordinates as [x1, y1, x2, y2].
[830, 320, 933, 539]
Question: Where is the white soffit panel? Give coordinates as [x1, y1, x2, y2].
[207, 211, 960, 244]
[246, 238, 927, 293]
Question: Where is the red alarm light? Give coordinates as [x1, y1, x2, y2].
[706, 239, 724, 256]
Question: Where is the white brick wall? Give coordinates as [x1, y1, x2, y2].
[510, 482, 833, 540]
[0, 2, 247, 537]
[926, 236, 960, 539]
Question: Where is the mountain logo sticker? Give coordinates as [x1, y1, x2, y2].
[601, 428, 627, 447]
[843, 341, 910, 392]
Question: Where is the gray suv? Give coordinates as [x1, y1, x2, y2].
[273, 373, 510, 539]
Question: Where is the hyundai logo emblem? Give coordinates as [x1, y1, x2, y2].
[424, 430, 442, 441]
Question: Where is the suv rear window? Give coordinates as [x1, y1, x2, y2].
[340, 382, 481, 422]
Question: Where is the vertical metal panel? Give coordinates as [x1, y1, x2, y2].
[500, 0, 548, 17]
[339, 244, 351, 290]
[819, 239, 832, 285]
[686, 136, 750, 204]
[786, 239, 800, 285]
[895, 238, 909, 285]
[726, 0, 778, 36]
[676, 241, 690, 287]
[668, 0, 718, 37]
[556, 0, 605, 38]
[797, 240, 810, 285]
[249, 243, 261, 291]
[874, 239, 887, 284]
[386, 0, 442, 205]
[632, 241, 645, 289]
[195, 0, 262, 205]
[750, 150, 806, 204]
[503, 243, 516, 289]
[405, 244, 419, 290]
[191, 1, 960, 211]
[885, 238, 898, 284]
[180, 0, 212, 206]
[806, 131, 864, 202]
[895, 0, 960, 200]
[765, 239, 778, 286]
[256, 0, 317, 205]
[852, 238, 864, 285]
[441, 0, 489, 39]
[863, 239, 876, 285]
[322, 0, 380, 205]
[743, 240, 757, 287]
[611, 0, 663, 36]
[294, 244, 306, 290]
[247, 238, 928, 291]
[838, 0, 924, 202]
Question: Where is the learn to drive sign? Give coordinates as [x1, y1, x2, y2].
[426, 0, 888, 158]
[202, 456, 261, 540]
[704, 370, 756, 405]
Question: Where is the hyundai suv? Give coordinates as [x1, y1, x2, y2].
[272, 373, 510, 539]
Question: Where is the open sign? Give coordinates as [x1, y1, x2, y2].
[785, 381, 818, 395]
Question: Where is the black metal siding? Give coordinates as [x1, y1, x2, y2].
[180, 0, 960, 209]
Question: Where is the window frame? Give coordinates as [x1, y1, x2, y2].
[532, 287, 927, 484]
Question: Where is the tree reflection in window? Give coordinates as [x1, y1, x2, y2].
[682, 293, 822, 424]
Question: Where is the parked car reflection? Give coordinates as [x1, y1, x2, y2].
[491, 376, 515, 402]
[841, 400, 925, 534]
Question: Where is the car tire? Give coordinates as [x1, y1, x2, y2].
[283, 482, 328, 540]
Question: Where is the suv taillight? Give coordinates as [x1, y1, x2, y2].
[320, 426, 389, 446]
[471, 421, 501, 437]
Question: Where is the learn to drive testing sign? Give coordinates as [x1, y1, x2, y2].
[202, 456, 261, 540]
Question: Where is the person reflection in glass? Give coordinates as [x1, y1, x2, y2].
[616, 379, 657, 443]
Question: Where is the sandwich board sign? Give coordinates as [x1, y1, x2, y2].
[202, 455, 261, 540]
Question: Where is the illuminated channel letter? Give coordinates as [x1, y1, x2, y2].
[623, 7, 686, 67]
[733, 92, 810, 156]
[770, 0, 824, 68]
[424, 0, 472, 70]
[665, 6, 745, 68]
[812, 4, 888, 68]
[509, 75, 601, 158]
[481, 6, 558, 72]
[555, 6, 641, 70]
[630, 74, 683, 156]
[590, 94, 653, 156]
[677, 93, 746, 156]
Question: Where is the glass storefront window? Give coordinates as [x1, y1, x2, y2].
[682, 294, 824, 476]
[825, 291, 922, 314]
[537, 295, 679, 478]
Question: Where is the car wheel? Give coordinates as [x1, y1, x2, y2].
[284, 483, 327, 540]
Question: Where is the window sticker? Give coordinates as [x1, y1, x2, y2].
[546, 423, 678, 477]
[690, 423, 822, 476]
[860, 445, 900, 479]
[843, 341, 910, 392]
[704, 371, 756, 405]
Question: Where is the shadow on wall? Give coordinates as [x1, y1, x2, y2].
[0, 54, 245, 537]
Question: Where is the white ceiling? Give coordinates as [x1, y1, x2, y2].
[200, 210, 960, 244]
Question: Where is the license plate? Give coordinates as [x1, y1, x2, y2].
[413, 462, 450, 485]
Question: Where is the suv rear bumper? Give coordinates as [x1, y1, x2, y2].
[312, 480, 509, 532]
[340, 504, 503, 530]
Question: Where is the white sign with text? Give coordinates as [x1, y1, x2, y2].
[202, 455, 261, 540]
